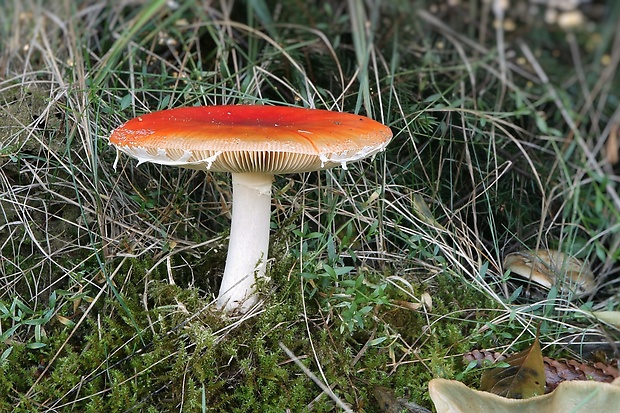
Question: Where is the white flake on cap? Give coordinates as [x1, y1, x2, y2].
[204, 151, 222, 169]
[127, 147, 192, 166]
[318, 141, 389, 170]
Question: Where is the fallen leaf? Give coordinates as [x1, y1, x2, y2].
[56, 314, 75, 327]
[421, 292, 433, 311]
[429, 377, 620, 413]
[480, 336, 545, 398]
[464, 349, 620, 392]
[392, 300, 423, 311]
[591, 311, 620, 329]
[412, 193, 445, 231]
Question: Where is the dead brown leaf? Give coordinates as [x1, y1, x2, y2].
[480, 336, 545, 398]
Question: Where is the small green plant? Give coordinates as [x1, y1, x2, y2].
[290, 218, 392, 334]
[302, 262, 390, 334]
[0, 291, 58, 351]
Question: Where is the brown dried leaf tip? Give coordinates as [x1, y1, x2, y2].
[464, 349, 620, 393]
[479, 336, 546, 399]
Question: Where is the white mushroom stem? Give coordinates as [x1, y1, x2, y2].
[217, 172, 273, 312]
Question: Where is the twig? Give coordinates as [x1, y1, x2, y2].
[278, 342, 353, 413]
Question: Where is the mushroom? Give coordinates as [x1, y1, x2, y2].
[109, 105, 393, 312]
[503, 249, 596, 296]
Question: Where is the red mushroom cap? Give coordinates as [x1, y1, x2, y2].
[109, 105, 392, 173]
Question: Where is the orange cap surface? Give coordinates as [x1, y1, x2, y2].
[109, 105, 392, 173]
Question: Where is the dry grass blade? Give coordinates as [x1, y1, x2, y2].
[279, 342, 353, 412]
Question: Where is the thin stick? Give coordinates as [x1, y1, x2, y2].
[278, 342, 353, 413]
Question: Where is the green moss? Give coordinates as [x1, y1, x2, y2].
[1, 211, 501, 412]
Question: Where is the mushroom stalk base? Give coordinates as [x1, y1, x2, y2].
[217, 172, 273, 312]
